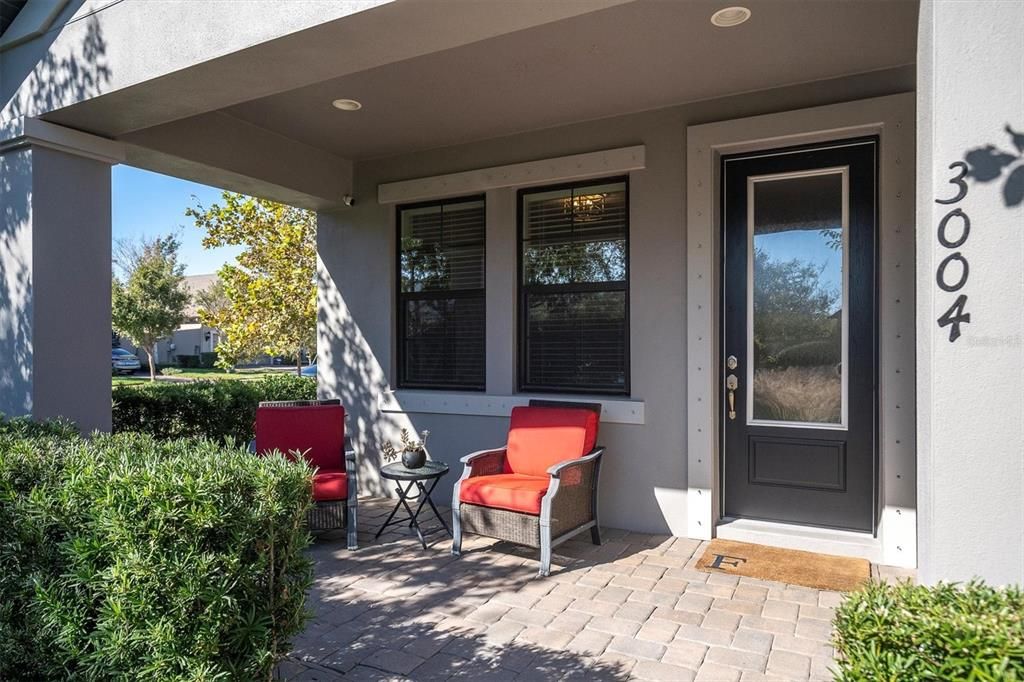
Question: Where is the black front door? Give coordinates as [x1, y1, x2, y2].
[722, 139, 877, 532]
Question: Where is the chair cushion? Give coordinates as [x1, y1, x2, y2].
[313, 470, 348, 502]
[255, 403, 345, 471]
[504, 406, 599, 477]
[459, 474, 549, 515]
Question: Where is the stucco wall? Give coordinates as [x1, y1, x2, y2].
[916, 0, 1024, 585]
[0, 144, 111, 432]
[318, 70, 914, 535]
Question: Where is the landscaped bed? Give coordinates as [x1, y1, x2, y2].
[833, 579, 1024, 681]
[112, 373, 316, 442]
[0, 416, 314, 680]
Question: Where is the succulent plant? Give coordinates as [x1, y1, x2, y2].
[381, 428, 431, 462]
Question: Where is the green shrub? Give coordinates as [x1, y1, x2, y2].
[0, 424, 313, 680]
[112, 374, 316, 442]
[160, 367, 183, 376]
[200, 351, 219, 369]
[177, 354, 200, 368]
[834, 580, 1024, 681]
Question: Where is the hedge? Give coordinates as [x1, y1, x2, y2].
[834, 580, 1024, 681]
[0, 420, 314, 680]
[113, 374, 317, 443]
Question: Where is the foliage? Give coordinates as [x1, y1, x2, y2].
[0, 422, 314, 679]
[200, 351, 219, 369]
[112, 375, 316, 443]
[159, 367, 183, 376]
[177, 354, 201, 368]
[753, 248, 840, 369]
[833, 580, 1024, 682]
[188, 193, 316, 373]
[111, 235, 190, 381]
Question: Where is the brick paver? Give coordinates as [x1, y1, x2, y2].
[279, 497, 908, 680]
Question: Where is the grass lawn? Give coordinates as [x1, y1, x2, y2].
[112, 367, 295, 385]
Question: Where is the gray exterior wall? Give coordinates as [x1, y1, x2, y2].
[318, 69, 914, 535]
[0, 144, 111, 432]
[916, 0, 1024, 586]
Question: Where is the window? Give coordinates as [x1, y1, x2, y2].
[397, 196, 486, 389]
[518, 178, 629, 394]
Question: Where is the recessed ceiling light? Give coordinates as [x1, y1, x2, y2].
[711, 6, 751, 27]
[332, 98, 362, 111]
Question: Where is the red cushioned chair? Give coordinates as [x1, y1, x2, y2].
[451, 400, 604, 576]
[255, 399, 358, 550]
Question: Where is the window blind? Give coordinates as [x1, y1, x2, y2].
[398, 197, 486, 389]
[519, 179, 629, 394]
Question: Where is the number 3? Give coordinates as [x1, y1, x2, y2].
[935, 161, 968, 205]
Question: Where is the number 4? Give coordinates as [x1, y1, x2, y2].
[938, 294, 970, 342]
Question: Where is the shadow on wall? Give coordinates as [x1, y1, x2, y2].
[317, 264, 417, 499]
[962, 124, 1024, 207]
[0, 10, 110, 420]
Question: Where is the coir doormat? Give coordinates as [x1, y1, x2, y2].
[695, 539, 870, 592]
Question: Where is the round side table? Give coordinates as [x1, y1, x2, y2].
[375, 460, 450, 549]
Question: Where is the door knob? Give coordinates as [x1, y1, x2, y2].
[726, 374, 738, 420]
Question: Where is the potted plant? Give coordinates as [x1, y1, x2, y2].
[381, 428, 431, 469]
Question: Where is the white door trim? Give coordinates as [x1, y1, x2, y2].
[685, 93, 917, 568]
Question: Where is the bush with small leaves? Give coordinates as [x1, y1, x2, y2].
[0, 420, 314, 680]
[833, 580, 1024, 681]
[113, 374, 317, 443]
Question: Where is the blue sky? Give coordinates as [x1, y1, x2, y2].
[112, 165, 242, 276]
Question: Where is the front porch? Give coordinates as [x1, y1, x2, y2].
[282, 498, 912, 681]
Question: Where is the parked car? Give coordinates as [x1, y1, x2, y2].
[300, 362, 317, 378]
[111, 348, 142, 374]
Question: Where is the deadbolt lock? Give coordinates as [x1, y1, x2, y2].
[727, 355, 738, 370]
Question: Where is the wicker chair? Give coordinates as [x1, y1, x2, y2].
[254, 399, 358, 550]
[451, 400, 603, 576]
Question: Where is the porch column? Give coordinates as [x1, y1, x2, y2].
[0, 119, 122, 432]
[916, 1, 1024, 585]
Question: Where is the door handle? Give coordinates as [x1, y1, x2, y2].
[726, 373, 738, 420]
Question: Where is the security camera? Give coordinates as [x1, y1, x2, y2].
[342, 195, 354, 207]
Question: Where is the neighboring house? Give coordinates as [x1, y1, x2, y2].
[115, 274, 221, 366]
[1, 0, 1021, 587]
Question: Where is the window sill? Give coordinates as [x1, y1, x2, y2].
[379, 390, 645, 425]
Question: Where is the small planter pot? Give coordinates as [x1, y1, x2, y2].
[402, 448, 427, 469]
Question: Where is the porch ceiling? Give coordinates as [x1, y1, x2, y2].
[219, 0, 918, 161]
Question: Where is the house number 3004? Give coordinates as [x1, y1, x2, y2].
[935, 161, 971, 342]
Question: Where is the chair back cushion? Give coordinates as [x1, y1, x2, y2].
[255, 403, 345, 472]
[504, 406, 599, 477]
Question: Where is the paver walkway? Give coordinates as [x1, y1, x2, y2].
[280, 498, 909, 681]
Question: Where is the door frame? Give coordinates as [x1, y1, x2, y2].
[684, 94, 917, 568]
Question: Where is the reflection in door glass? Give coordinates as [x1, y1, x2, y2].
[750, 171, 844, 425]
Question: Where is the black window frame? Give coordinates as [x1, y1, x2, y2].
[516, 176, 631, 396]
[396, 194, 487, 391]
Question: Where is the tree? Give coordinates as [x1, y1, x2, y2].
[187, 193, 316, 374]
[111, 235, 190, 380]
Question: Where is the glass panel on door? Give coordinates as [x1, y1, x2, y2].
[748, 170, 847, 427]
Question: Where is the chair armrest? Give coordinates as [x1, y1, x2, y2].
[547, 447, 604, 478]
[458, 447, 506, 478]
[460, 447, 506, 465]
